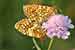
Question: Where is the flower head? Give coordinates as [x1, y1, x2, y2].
[42, 14, 74, 39]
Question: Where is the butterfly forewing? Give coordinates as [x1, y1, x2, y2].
[23, 4, 57, 23]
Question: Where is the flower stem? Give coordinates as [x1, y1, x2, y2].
[48, 38, 54, 50]
[32, 38, 41, 50]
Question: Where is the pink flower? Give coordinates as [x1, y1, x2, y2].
[42, 14, 74, 39]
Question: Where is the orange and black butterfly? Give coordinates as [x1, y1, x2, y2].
[15, 4, 57, 38]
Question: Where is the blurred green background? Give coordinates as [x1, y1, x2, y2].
[0, 0, 75, 50]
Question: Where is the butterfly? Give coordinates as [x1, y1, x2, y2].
[15, 4, 58, 38]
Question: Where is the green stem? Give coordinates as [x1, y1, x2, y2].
[48, 38, 54, 50]
[32, 38, 41, 50]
